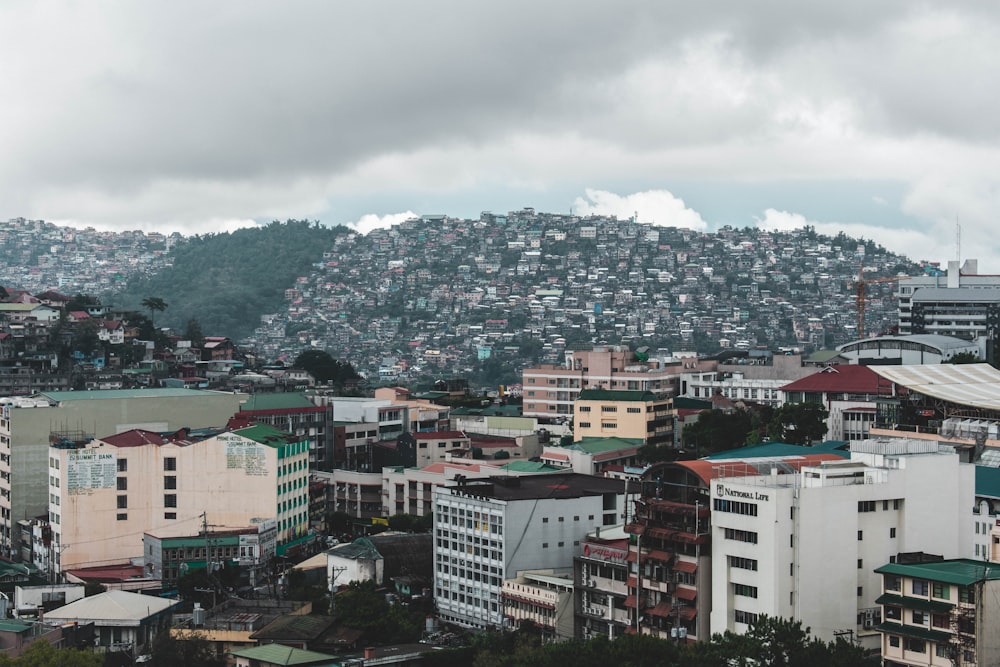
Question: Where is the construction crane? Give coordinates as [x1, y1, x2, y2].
[851, 266, 910, 339]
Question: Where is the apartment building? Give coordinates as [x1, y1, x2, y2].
[898, 260, 1000, 335]
[708, 438, 973, 650]
[236, 393, 334, 470]
[575, 525, 631, 640]
[434, 473, 626, 630]
[0, 388, 246, 560]
[572, 389, 674, 447]
[875, 558, 1000, 667]
[522, 346, 716, 419]
[501, 571, 574, 642]
[49, 422, 309, 575]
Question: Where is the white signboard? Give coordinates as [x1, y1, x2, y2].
[66, 450, 117, 492]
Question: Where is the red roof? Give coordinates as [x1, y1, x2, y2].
[64, 563, 146, 582]
[414, 431, 466, 440]
[780, 365, 894, 395]
[102, 429, 169, 447]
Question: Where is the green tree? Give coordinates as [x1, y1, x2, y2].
[0, 639, 103, 667]
[948, 351, 982, 364]
[767, 402, 829, 445]
[292, 349, 360, 385]
[147, 630, 224, 667]
[141, 296, 168, 327]
[184, 318, 205, 347]
[682, 409, 754, 454]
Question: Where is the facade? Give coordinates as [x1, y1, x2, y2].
[49, 422, 309, 574]
[522, 346, 716, 419]
[574, 525, 631, 640]
[540, 437, 643, 476]
[875, 559, 1000, 667]
[501, 571, 574, 642]
[434, 473, 626, 630]
[837, 334, 982, 366]
[0, 388, 247, 560]
[44, 589, 178, 654]
[708, 438, 973, 650]
[572, 389, 674, 447]
[143, 520, 276, 587]
[779, 365, 897, 441]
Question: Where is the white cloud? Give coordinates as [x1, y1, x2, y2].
[753, 208, 942, 264]
[572, 188, 708, 231]
[345, 211, 419, 235]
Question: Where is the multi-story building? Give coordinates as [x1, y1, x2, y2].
[572, 389, 674, 447]
[236, 393, 333, 470]
[709, 438, 973, 650]
[501, 571, 574, 642]
[49, 422, 309, 575]
[434, 473, 626, 630]
[540, 437, 643, 476]
[898, 260, 1000, 334]
[0, 388, 247, 560]
[779, 365, 897, 441]
[575, 525, 631, 640]
[875, 558, 1000, 667]
[522, 346, 716, 420]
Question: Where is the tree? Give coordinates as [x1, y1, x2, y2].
[682, 409, 755, 455]
[148, 630, 225, 667]
[184, 318, 205, 347]
[292, 349, 360, 385]
[0, 639, 103, 667]
[767, 402, 829, 445]
[948, 352, 981, 364]
[141, 296, 168, 327]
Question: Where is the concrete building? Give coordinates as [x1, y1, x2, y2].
[434, 473, 626, 630]
[501, 570, 574, 642]
[574, 525, 631, 640]
[540, 437, 643, 476]
[708, 438, 973, 650]
[44, 589, 178, 655]
[522, 346, 716, 420]
[236, 393, 334, 471]
[572, 389, 674, 447]
[875, 558, 1000, 667]
[49, 422, 309, 575]
[779, 365, 897, 441]
[837, 334, 982, 366]
[0, 388, 246, 560]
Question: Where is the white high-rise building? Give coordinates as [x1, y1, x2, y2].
[709, 438, 973, 651]
[433, 473, 626, 630]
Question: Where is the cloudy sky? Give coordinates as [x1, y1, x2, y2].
[3, 2, 999, 267]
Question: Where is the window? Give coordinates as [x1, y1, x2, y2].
[734, 583, 758, 598]
[912, 579, 929, 596]
[960, 586, 976, 604]
[857, 559, 863, 569]
[884, 606, 901, 621]
[601, 422, 617, 429]
[116, 477, 127, 491]
[164, 494, 177, 508]
[116, 513, 127, 521]
[734, 610, 759, 625]
[601, 406, 617, 413]
[857, 586, 863, 597]
[164, 476, 176, 490]
[890, 527, 896, 538]
[627, 407, 641, 413]
[889, 635, 900, 648]
[932, 582, 949, 599]
[728, 556, 758, 571]
[885, 575, 901, 592]
[723, 528, 758, 544]
[165, 512, 176, 520]
[903, 638, 925, 653]
[164, 457, 177, 471]
[117, 495, 127, 509]
[857, 530, 863, 541]
[577, 406, 591, 412]
[858, 500, 876, 512]
[713, 499, 758, 516]
[117, 459, 127, 473]
[932, 613, 949, 628]
[578, 422, 591, 428]
[912, 610, 926, 625]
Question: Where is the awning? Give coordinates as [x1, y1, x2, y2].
[649, 601, 674, 618]
[674, 586, 697, 601]
[646, 549, 674, 563]
[678, 606, 697, 621]
[673, 560, 698, 574]
[624, 595, 638, 608]
[875, 621, 951, 644]
[625, 523, 646, 536]
[875, 593, 953, 613]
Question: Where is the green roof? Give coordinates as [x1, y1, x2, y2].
[875, 559, 1000, 586]
[500, 461, 563, 473]
[40, 388, 217, 401]
[0, 621, 31, 634]
[704, 442, 850, 460]
[576, 389, 663, 402]
[233, 423, 298, 447]
[976, 465, 1000, 499]
[240, 393, 316, 411]
[875, 621, 951, 644]
[806, 349, 844, 364]
[230, 644, 339, 666]
[568, 436, 644, 454]
[875, 592, 953, 613]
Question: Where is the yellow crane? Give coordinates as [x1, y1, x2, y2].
[852, 266, 910, 339]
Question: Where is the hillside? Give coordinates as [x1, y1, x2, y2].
[114, 220, 348, 339]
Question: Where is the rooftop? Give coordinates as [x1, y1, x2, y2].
[875, 559, 1000, 586]
[447, 472, 625, 501]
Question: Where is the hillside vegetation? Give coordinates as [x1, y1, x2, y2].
[115, 220, 348, 339]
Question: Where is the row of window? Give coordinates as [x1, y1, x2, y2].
[723, 528, 758, 544]
[858, 499, 902, 512]
[713, 499, 758, 516]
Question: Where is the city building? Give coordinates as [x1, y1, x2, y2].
[779, 365, 897, 441]
[708, 438, 973, 650]
[44, 589, 178, 655]
[49, 422, 309, 575]
[501, 570, 574, 642]
[572, 389, 674, 447]
[522, 347, 716, 420]
[434, 473, 626, 630]
[0, 388, 247, 560]
[540, 437, 644, 475]
[875, 558, 1000, 667]
[236, 393, 334, 471]
[574, 525, 631, 640]
[837, 334, 982, 366]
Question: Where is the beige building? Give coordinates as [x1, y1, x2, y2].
[0, 388, 246, 560]
[49, 422, 309, 574]
[522, 346, 715, 419]
[573, 389, 674, 447]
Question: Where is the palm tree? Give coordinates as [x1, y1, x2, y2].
[141, 296, 168, 328]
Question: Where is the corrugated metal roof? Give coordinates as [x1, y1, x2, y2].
[45, 590, 178, 625]
[40, 388, 223, 401]
[869, 363, 1000, 411]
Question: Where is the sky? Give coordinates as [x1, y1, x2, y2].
[3, 2, 1000, 268]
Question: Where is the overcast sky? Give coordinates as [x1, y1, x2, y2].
[3, 2, 1000, 267]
